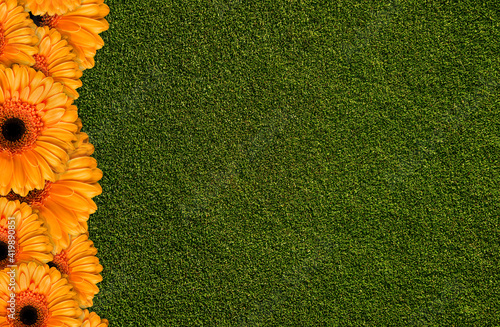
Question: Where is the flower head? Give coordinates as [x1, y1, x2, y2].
[47, 234, 103, 308]
[32, 26, 83, 99]
[0, 262, 82, 326]
[0, 64, 78, 196]
[0, 198, 52, 271]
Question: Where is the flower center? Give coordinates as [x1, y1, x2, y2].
[47, 250, 69, 275]
[11, 291, 49, 327]
[20, 306, 38, 325]
[2, 118, 26, 142]
[0, 241, 7, 261]
[5, 181, 53, 207]
[32, 55, 49, 77]
[44, 14, 61, 29]
[29, 13, 61, 29]
[0, 100, 43, 154]
[0, 226, 17, 270]
[28, 12, 43, 27]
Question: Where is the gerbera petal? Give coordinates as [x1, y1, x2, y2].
[0, 155, 13, 188]
[33, 146, 67, 171]
[39, 205, 63, 241]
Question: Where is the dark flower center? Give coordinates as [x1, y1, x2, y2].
[0, 100, 43, 154]
[47, 261, 57, 269]
[0, 241, 7, 261]
[2, 117, 25, 142]
[28, 12, 43, 27]
[20, 305, 38, 325]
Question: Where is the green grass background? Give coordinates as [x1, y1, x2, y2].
[76, 0, 499, 325]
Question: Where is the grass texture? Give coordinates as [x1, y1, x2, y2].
[77, 0, 499, 325]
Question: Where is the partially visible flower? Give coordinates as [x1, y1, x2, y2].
[28, 0, 109, 70]
[19, 0, 80, 16]
[0, 0, 38, 67]
[0, 262, 82, 326]
[0, 198, 52, 271]
[80, 309, 109, 327]
[33, 26, 83, 99]
[0, 64, 79, 196]
[48, 234, 103, 308]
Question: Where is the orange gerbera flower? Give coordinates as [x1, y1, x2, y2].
[0, 198, 52, 271]
[0, 0, 38, 67]
[32, 26, 83, 99]
[80, 310, 108, 327]
[5, 122, 102, 250]
[28, 0, 109, 70]
[48, 234, 103, 308]
[19, 0, 80, 16]
[0, 64, 79, 196]
[0, 262, 82, 326]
